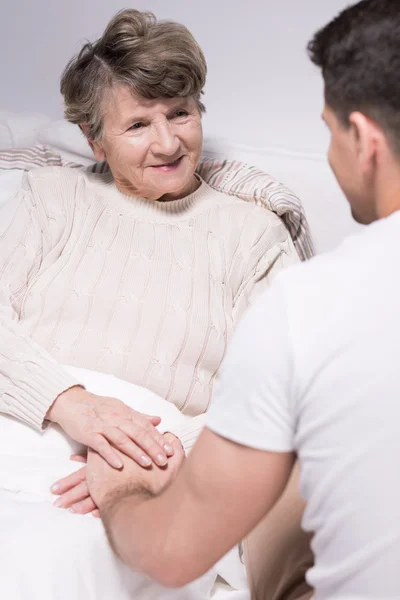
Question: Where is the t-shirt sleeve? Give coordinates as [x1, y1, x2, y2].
[207, 280, 295, 452]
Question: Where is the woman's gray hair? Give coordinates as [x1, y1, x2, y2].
[60, 9, 207, 141]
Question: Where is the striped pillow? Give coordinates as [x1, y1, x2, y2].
[0, 145, 313, 260]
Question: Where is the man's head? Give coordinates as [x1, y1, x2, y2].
[308, 0, 400, 224]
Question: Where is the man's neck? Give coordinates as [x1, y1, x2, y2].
[376, 165, 400, 219]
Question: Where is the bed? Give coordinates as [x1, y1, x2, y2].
[0, 109, 349, 599]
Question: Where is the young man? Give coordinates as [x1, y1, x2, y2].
[86, 1, 400, 597]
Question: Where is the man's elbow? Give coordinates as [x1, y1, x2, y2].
[140, 553, 207, 588]
[149, 566, 194, 589]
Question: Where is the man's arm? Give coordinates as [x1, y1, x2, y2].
[88, 280, 297, 587]
[88, 428, 294, 588]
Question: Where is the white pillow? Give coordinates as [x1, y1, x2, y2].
[0, 169, 24, 207]
[35, 120, 95, 165]
[0, 111, 51, 149]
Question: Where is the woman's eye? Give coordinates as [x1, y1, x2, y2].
[129, 122, 144, 130]
[174, 111, 188, 118]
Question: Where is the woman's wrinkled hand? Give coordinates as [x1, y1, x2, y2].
[46, 386, 173, 469]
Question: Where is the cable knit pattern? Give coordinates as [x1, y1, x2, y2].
[0, 167, 299, 434]
[0, 146, 314, 260]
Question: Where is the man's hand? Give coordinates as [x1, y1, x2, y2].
[80, 428, 294, 587]
[86, 433, 185, 513]
[51, 434, 184, 515]
[46, 386, 173, 469]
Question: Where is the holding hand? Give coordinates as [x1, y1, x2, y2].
[51, 434, 184, 516]
[87, 433, 185, 513]
[46, 386, 173, 469]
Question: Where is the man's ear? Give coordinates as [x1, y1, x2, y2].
[79, 123, 106, 162]
[349, 112, 382, 172]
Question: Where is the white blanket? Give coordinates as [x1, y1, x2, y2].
[0, 366, 249, 600]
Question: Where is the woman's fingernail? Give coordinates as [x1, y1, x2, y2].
[140, 455, 152, 467]
[113, 459, 123, 469]
[51, 483, 60, 494]
[54, 497, 64, 508]
[157, 453, 167, 466]
[164, 443, 173, 455]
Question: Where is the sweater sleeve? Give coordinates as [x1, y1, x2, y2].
[231, 212, 300, 326]
[158, 414, 207, 455]
[0, 176, 81, 430]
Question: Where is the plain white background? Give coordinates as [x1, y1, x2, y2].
[0, 0, 351, 151]
[0, 1, 361, 250]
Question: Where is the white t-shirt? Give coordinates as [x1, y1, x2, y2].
[207, 211, 400, 599]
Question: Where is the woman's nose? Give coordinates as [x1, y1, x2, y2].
[151, 121, 180, 157]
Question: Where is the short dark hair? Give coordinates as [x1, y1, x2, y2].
[308, 0, 400, 152]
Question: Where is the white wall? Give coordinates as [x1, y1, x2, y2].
[0, 0, 350, 150]
[0, 0, 361, 251]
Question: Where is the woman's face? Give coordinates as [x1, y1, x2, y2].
[91, 86, 203, 201]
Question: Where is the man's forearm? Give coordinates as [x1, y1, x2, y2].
[101, 485, 156, 564]
[92, 430, 294, 588]
[101, 486, 195, 587]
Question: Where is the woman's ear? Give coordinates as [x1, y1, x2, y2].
[79, 123, 106, 162]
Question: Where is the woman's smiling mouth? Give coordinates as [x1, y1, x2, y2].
[151, 156, 184, 171]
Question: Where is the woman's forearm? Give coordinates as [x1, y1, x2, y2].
[0, 309, 80, 429]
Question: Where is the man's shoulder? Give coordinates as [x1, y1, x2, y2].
[284, 214, 400, 285]
[274, 214, 400, 331]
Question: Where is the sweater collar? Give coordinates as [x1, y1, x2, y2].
[91, 172, 221, 221]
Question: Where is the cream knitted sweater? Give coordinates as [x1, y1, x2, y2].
[0, 167, 298, 446]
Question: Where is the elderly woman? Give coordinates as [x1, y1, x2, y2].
[0, 8, 311, 600]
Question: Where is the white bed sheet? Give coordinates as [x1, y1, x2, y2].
[0, 366, 249, 600]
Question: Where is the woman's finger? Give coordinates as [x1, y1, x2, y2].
[51, 466, 86, 495]
[143, 414, 162, 426]
[92, 509, 101, 518]
[88, 432, 124, 469]
[137, 414, 173, 452]
[120, 420, 173, 464]
[102, 426, 154, 467]
[133, 413, 172, 453]
[70, 453, 87, 463]
[129, 416, 174, 456]
[53, 481, 89, 509]
[70, 496, 98, 515]
[163, 432, 184, 450]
